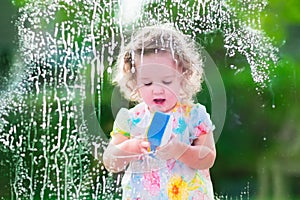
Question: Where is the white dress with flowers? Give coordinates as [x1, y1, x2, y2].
[111, 102, 215, 200]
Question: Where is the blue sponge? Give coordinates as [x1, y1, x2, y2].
[147, 112, 170, 151]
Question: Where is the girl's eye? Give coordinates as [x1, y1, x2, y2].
[144, 82, 152, 86]
[162, 80, 172, 85]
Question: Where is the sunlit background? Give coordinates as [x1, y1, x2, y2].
[0, 0, 299, 199]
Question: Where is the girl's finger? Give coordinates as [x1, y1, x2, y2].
[140, 141, 150, 148]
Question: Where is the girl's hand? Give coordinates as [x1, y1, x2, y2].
[103, 135, 150, 172]
[119, 138, 150, 155]
[155, 134, 188, 160]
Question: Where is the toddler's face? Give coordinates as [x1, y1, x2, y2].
[136, 52, 182, 113]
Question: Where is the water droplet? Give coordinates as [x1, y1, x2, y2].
[230, 64, 237, 70]
[107, 66, 112, 74]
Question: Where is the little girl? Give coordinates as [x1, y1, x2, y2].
[103, 24, 216, 200]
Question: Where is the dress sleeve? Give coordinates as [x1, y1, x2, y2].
[189, 103, 215, 140]
[110, 108, 131, 138]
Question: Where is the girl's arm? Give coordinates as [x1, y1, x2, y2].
[178, 131, 216, 170]
[156, 131, 216, 170]
[103, 134, 150, 173]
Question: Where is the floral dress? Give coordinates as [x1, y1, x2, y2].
[111, 102, 215, 200]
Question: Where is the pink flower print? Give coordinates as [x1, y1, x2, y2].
[142, 170, 161, 196]
[195, 123, 208, 137]
[136, 109, 145, 116]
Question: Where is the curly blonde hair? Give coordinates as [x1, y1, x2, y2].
[113, 24, 204, 104]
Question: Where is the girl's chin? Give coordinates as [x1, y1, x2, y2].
[149, 104, 165, 112]
[148, 104, 174, 113]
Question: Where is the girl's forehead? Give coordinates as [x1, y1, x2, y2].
[136, 52, 178, 67]
[136, 63, 181, 79]
[135, 52, 183, 78]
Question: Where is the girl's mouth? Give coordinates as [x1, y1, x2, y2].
[153, 98, 165, 105]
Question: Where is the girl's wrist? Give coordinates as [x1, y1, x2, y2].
[117, 139, 132, 154]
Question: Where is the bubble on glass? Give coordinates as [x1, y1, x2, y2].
[0, 0, 278, 199]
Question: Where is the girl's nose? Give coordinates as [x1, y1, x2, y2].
[152, 83, 164, 94]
